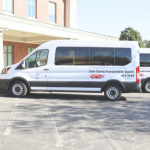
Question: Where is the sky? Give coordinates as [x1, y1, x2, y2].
[77, 0, 150, 40]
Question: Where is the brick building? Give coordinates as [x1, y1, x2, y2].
[0, 0, 118, 71]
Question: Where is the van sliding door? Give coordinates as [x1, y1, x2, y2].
[89, 46, 115, 92]
[50, 42, 89, 92]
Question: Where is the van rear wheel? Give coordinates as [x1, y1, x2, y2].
[104, 84, 122, 101]
[10, 81, 28, 97]
[143, 81, 150, 93]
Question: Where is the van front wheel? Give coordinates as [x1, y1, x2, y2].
[10, 81, 27, 97]
[104, 84, 122, 101]
[143, 81, 150, 93]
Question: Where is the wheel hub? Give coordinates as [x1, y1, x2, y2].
[15, 87, 21, 92]
[110, 90, 116, 96]
[107, 87, 119, 99]
[12, 84, 23, 96]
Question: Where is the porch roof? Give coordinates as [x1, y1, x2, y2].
[0, 13, 118, 44]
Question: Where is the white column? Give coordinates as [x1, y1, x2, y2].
[0, 28, 9, 72]
[0, 30, 4, 72]
[66, 0, 77, 29]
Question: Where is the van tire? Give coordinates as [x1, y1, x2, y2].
[104, 84, 122, 101]
[143, 81, 150, 93]
[10, 81, 28, 97]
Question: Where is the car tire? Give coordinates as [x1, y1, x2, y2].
[104, 84, 122, 101]
[143, 81, 150, 93]
[10, 80, 28, 97]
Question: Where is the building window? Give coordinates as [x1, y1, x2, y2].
[28, 47, 35, 54]
[3, 45, 13, 67]
[49, 2, 56, 23]
[28, 0, 36, 19]
[3, 0, 13, 14]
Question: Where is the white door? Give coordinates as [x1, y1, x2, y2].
[88, 46, 115, 92]
[22, 49, 50, 91]
[50, 42, 89, 91]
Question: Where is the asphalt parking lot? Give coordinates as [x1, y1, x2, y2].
[0, 91, 150, 150]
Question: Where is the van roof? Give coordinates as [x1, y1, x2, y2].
[38, 40, 139, 48]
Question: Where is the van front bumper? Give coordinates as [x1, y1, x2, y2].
[0, 79, 10, 91]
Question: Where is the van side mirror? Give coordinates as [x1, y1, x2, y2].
[22, 60, 25, 69]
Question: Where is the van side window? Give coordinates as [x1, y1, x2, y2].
[25, 52, 36, 68]
[140, 54, 150, 67]
[90, 48, 114, 66]
[25, 49, 49, 68]
[115, 48, 131, 66]
[55, 47, 89, 65]
[36, 50, 49, 67]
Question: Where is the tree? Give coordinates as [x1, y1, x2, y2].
[143, 40, 149, 48]
[147, 41, 150, 48]
[142, 40, 150, 48]
[119, 27, 144, 48]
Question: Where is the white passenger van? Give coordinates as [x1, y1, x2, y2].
[0, 40, 140, 100]
[139, 48, 150, 92]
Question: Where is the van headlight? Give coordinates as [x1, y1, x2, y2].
[1, 68, 11, 74]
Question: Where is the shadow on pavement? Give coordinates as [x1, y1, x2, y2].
[0, 91, 127, 102]
[1, 90, 150, 150]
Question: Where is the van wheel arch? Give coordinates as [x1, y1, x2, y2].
[142, 78, 150, 93]
[8, 78, 31, 92]
[102, 80, 125, 93]
[142, 78, 150, 89]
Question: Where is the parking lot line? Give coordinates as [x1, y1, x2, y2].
[85, 114, 123, 150]
[3, 104, 18, 136]
[46, 108, 63, 147]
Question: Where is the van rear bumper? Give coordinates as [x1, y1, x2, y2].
[122, 82, 141, 93]
[0, 79, 10, 91]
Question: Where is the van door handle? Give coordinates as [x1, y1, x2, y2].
[43, 69, 49, 71]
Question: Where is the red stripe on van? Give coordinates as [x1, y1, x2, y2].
[90, 74, 104, 79]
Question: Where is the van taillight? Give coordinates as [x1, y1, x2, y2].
[136, 67, 140, 83]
